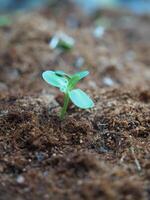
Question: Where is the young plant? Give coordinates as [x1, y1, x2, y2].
[49, 32, 75, 51]
[42, 70, 94, 119]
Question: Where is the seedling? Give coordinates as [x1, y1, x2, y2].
[49, 32, 75, 51]
[42, 70, 94, 119]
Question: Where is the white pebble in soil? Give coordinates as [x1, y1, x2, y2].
[92, 26, 105, 39]
[103, 77, 115, 86]
[74, 56, 85, 68]
[16, 175, 25, 184]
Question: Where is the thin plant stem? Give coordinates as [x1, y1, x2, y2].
[60, 93, 70, 119]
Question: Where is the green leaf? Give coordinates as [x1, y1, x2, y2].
[73, 70, 89, 80]
[55, 70, 71, 78]
[69, 89, 94, 109]
[58, 40, 74, 50]
[42, 70, 68, 88]
[68, 75, 81, 90]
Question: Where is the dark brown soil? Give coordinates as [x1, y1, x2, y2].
[0, 3, 150, 200]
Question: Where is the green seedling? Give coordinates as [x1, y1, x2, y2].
[49, 32, 75, 51]
[42, 70, 94, 119]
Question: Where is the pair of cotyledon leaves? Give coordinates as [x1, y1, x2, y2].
[42, 70, 94, 109]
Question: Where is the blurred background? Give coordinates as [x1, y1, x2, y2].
[0, 0, 149, 91]
[0, 0, 150, 14]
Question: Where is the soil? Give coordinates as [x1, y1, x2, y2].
[0, 2, 150, 200]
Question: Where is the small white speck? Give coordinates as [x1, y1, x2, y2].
[93, 26, 105, 39]
[103, 77, 115, 86]
[16, 175, 25, 184]
[74, 56, 85, 68]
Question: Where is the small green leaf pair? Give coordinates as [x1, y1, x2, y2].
[49, 33, 75, 51]
[42, 70, 94, 119]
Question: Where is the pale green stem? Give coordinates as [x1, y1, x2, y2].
[60, 93, 70, 119]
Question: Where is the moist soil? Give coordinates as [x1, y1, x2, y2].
[0, 3, 150, 200]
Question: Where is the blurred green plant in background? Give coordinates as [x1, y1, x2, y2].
[0, 15, 12, 26]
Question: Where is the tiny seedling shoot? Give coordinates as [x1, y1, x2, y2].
[42, 70, 94, 119]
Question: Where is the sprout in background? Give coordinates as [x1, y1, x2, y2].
[49, 32, 75, 51]
[42, 70, 94, 119]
